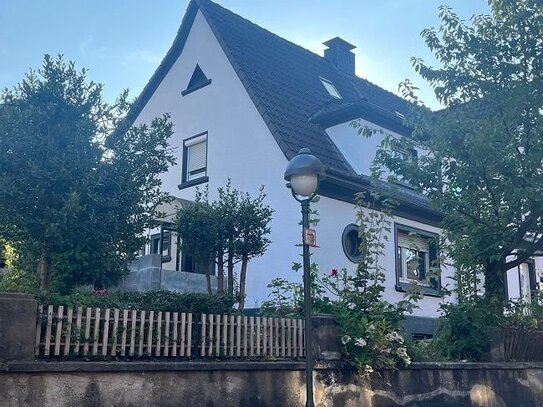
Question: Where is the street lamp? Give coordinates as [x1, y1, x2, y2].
[284, 148, 325, 407]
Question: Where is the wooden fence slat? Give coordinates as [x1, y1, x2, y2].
[53, 305, 64, 356]
[64, 307, 73, 356]
[275, 318, 280, 356]
[120, 309, 128, 356]
[172, 312, 178, 357]
[180, 313, 186, 357]
[249, 316, 255, 357]
[44, 305, 53, 356]
[221, 314, 228, 355]
[83, 307, 92, 355]
[201, 314, 207, 357]
[147, 311, 154, 355]
[262, 317, 267, 356]
[213, 314, 220, 356]
[229, 315, 235, 357]
[129, 309, 137, 356]
[138, 310, 146, 356]
[92, 308, 101, 356]
[164, 312, 171, 357]
[35, 305, 43, 356]
[111, 309, 119, 356]
[155, 311, 162, 357]
[73, 307, 82, 355]
[208, 314, 214, 356]
[266, 317, 271, 357]
[186, 313, 192, 357]
[271, 317, 276, 357]
[101, 308, 110, 356]
[281, 318, 286, 357]
[256, 317, 261, 356]
[288, 318, 293, 357]
[243, 316, 248, 357]
[236, 315, 241, 357]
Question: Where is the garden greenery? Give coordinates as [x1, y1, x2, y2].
[262, 193, 417, 375]
[0, 55, 175, 293]
[175, 181, 273, 311]
[35, 289, 236, 315]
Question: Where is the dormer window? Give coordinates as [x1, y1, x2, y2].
[320, 77, 342, 99]
[182, 64, 212, 96]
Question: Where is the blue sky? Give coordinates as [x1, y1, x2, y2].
[0, 1, 490, 109]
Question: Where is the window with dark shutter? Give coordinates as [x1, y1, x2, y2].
[181, 133, 208, 186]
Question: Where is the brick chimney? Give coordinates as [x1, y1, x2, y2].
[323, 37, 356, 76]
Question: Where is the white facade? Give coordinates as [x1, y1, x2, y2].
[130, 10, 457, 317]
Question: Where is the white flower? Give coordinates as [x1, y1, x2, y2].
[385, 331, 404, 344]
[355, 338, 367, 347]
[362, 365, 373, 375]
[367, 324, 375, 332]
[346, 302, 356, 310]
[382, 348, 391, 354]
[341, 335, 351, 345]
[396, 347, 408, 358]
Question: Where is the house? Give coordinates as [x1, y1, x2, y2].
[122, 0, 542, 324]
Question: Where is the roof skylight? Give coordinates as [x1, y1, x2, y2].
[320, 77, 342, 99]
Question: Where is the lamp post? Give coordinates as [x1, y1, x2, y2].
[284, 148, 325, 407]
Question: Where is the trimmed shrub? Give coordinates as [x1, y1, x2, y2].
[36, 290, 236, 315]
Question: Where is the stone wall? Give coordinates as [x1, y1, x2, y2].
[2, 361, 543, 407]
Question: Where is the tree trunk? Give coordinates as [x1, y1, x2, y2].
[238, 255, 248, 311]
[205, 262, 212, 295]
[36, 248, 51, 291]
[484, 261, 506, 309]
[227, 248, 234, 296]
[217, 251, 224, 293]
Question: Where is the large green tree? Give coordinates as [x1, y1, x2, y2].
[0, 55, 175, 292]
[367, 0, 543, 307]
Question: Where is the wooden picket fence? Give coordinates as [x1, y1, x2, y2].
[35, 305, 304, 360]
[199, 314, 304, 358]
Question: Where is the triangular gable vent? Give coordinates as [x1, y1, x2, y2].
[182, 64, 212, 96]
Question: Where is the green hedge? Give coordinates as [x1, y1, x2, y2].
[35, 290, 236, 315]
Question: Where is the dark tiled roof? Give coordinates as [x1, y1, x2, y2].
[197, 0, 414, 175]
[125, 0, 437, 218]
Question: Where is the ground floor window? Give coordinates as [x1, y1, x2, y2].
[150, 231, 172, 262]
[181, 253, 214, 275]
[395, 224, 440, 295]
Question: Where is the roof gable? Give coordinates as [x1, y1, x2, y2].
[122, 0, 434, 217]
[125, 0, 414, 176]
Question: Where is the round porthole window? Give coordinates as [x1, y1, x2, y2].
[342, 224, 363, 263]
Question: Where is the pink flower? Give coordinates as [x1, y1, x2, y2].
[331, 268, 338, 277]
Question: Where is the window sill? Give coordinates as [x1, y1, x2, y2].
[395, 282, 441, 297]
[178, 176, 209, 190]
[161, 256, 172, 263]
[181, 79, 212, 96]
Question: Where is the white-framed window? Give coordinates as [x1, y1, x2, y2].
[183, 133, 208, 183]
[395, 224, 440, 293]
[319, 77, 342, 99]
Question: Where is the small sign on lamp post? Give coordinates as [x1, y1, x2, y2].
[304, 228, 318, 247]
